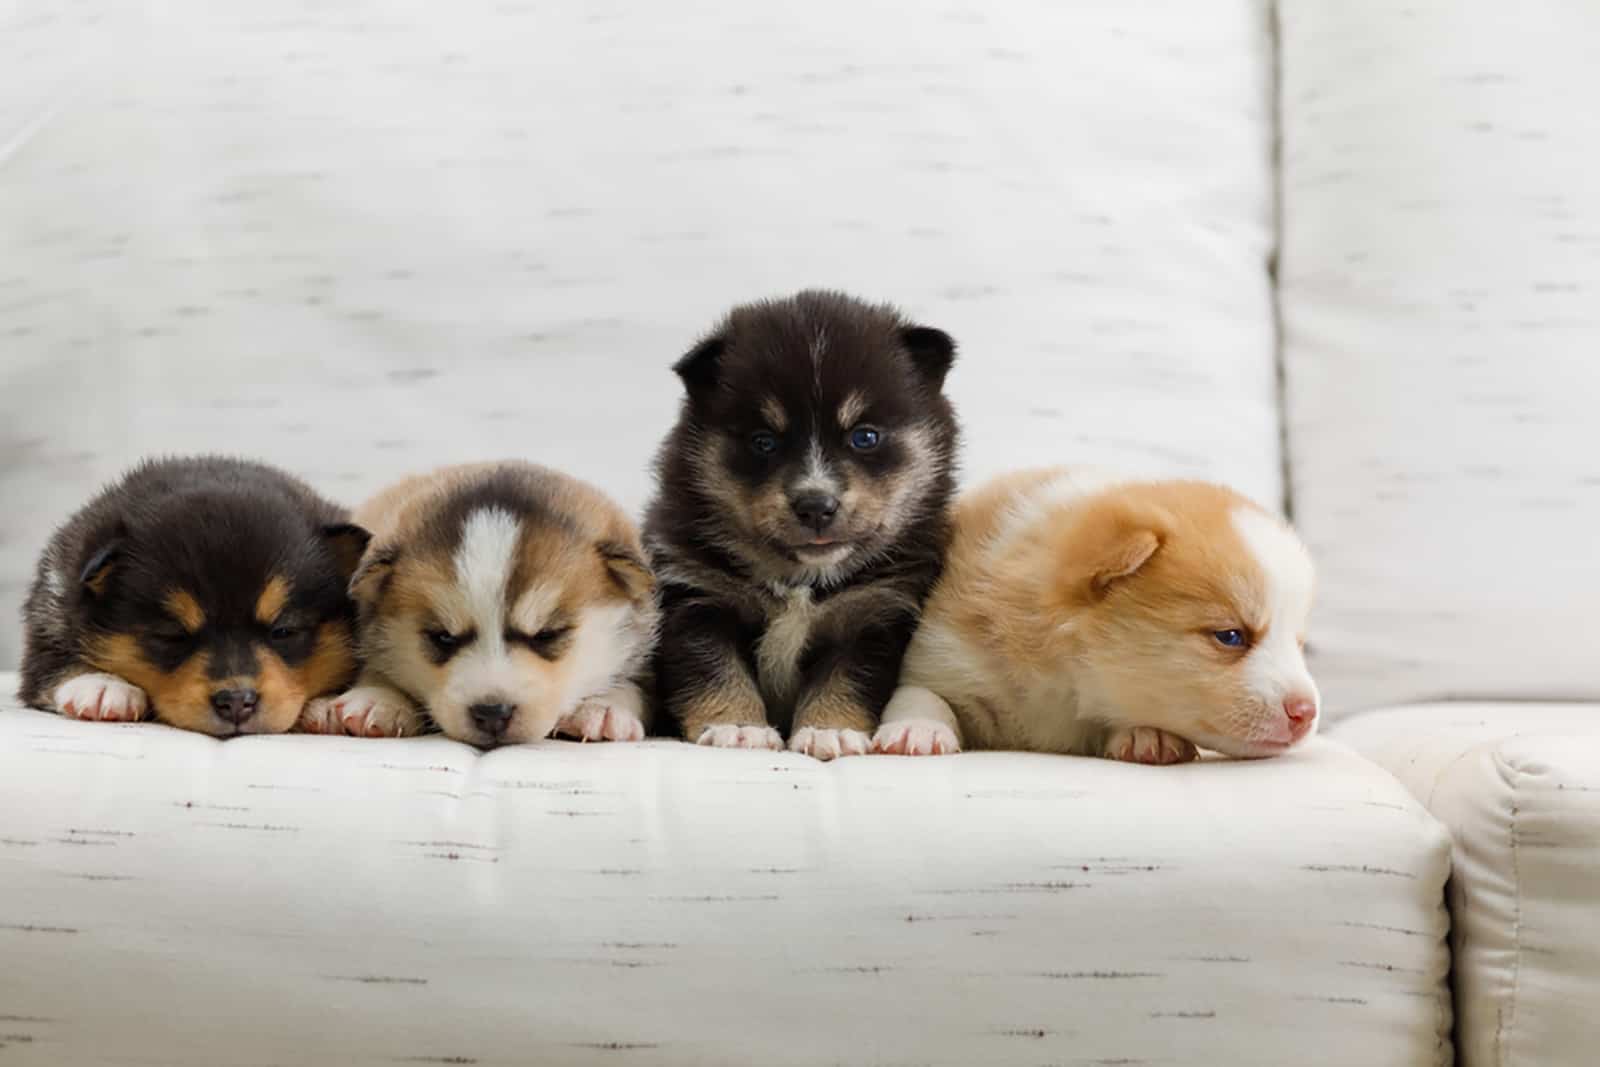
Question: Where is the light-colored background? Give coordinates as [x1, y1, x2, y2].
[0, 0, 1280, 669]
[6, 0, 1598, 718]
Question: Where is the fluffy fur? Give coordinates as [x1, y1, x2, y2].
[306, 462, 659, 748]
[875, 468, 1320, 763]
[645, 290, 960, 759]
[19, 456, 368, 737]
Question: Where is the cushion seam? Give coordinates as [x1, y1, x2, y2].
[1493, 752, 1525, 1067]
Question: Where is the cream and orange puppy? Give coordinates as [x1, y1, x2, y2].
[300, 462, 658, 747]
[874, 468, 1319, 763]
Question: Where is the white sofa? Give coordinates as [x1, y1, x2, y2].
[0, 2, 1592, 1064]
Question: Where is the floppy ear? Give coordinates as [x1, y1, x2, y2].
[79, 538, 125, 599]
[597, 541, 655, 605]
[672, 335, 726, 397]
[900, 326, 956, 391]
[321, 523, 372, 582]
[348, 548, 396, 606]
[1053, 502, 1164, 602]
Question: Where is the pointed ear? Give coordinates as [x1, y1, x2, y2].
[348, 548, 396, 606]
[1054, 503, 1165, 601]
[597, 541, 655, 605]
[900, 326, 956, 391]
[321, 523, 372, 582]
[79, 539, 125, 598]
[672, 335, 726, 396]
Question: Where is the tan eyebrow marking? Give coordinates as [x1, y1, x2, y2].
[837, 391, 869, 428]
[164, 590, 206, 634]
[254, 576, 291, 626]
[760, 396, 787, 431]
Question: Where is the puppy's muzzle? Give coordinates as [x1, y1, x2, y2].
[210, 687, 260, 725]
[789, 492, 840, 534]
[469, 701, 517, 738]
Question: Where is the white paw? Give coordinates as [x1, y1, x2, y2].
[54, 673, 148, 723]
[696, 723, 784, 750]
[309, 686, 418, 738]
[872, 718, 961, 756]
[1104, 726, 1197, 766]
[555, 698, 646, 743]
[296, 696, 342, 735]
[789, 726, 870, 761]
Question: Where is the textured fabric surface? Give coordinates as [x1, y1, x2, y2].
[1335, 703, 1600, 1067]
[0, 0, 1282, 666]
[0, 688, 1453, 1066]
[1277, 1, 1600, 715]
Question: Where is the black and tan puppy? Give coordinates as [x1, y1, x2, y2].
[645, 290, 960, 760]
[19, 456, 369, 737]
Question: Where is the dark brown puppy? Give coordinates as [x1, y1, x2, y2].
[19, 456, 368, 737]
[645, 290, 960, 759]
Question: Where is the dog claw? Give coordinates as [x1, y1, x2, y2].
[1103, 726, 1197, 766]
[696, 724, 783, 750]
[789, 727, 870, 761]
[871, 719, 961, 757]
[555, 699, 645, 743]
[54, 674, 148, 724]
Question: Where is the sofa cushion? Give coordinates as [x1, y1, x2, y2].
[0, 684, 1450, 1066]
[1277, 0, 1600, 715]
[1334, 702, 1600, 1067]
[0, 2, 1283, 665]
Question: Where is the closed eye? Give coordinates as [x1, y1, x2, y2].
[268, 620, 310, 643]
[508, 625, 573, 660]
[424, 627, 475, 663]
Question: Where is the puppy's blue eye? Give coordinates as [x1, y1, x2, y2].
[1213, 629, 1247, 648]
[848, 426, 881, 451]
[750, 431, 779, 456]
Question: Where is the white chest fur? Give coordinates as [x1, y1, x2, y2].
[755, 584, 823, 708]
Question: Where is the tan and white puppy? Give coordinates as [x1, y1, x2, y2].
[300, 462, 658, 747]
[874, 468, 1319, 763]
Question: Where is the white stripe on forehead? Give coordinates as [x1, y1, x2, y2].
[454, 508, 520, 641]
[1233, 505, 1319, 708]
[1231, 507, 1315, 630]
[796, 437, 839, 495]
[811, 324, 828, 393]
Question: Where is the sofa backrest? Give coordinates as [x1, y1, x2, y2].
[0, 2, 1282, 667]
[1278, 0, 1600, 715]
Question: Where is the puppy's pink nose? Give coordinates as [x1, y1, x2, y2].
[1284, 695, 1318, 737]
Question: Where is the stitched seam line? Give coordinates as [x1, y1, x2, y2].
[1495, 753, 1524, 1067]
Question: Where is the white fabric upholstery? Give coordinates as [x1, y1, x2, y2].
[0, 689, 1451, 1065]
[0, 0, 1283, 665]
[1276, 0, 1600, 716]
[1334, 703, 1600, 1067]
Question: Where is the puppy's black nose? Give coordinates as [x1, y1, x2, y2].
[790, 492, 840, 533]
[469, 702, 516, 736]
[210, 688, 259, 724]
